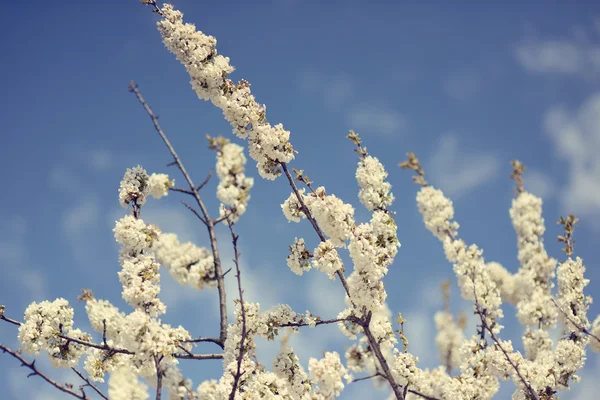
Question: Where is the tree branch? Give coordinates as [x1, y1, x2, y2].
[129, 80, 228, 345]
[228, 218, 248, 400]
[71, 368, 109, 400]
[0, 343, 93, 399]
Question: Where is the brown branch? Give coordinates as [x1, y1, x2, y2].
[181, 200, 208, 226]
[173, 353, 223, 360]
[182, 337, 224, 348]
[196, 170, 213, 191]
[0, 343, 89, 399]
[155, 355, 163, 400]
[3, 312, 223, 362]
[280, 161, 404, 399]
[129, 81, 228, 344]
[228, 218, 248, 400]
[0, 314, 21, 326]
[351, 371, 441, 400]
[552, 298, 600, 345]
[473, 286, 539, 400]
[169, 187, 194, 195]
[280, 162, 353, 299]
[71, 368, 109, 400]
[351, 372, 383, 383]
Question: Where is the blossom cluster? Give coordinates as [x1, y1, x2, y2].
[214, 141, 254, 222]
[157, 4, 294, 180]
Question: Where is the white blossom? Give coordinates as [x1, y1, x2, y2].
[152, 232, 216, 290]
[308, 351, 350, 397]
[148, 173, 174, 199]
[286, 237, 312, 276]
[355, 155, 394, 210]
[108, 365, 149, 400]
[215, 142, 254, 222]
[119, 166, 150, 209]
[312, 240, 343, 279]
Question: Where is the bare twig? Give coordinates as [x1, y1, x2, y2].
[228, 219, 248, 400]
[196, 170, 213, 191]
[0, 314, 21, 326]
[0, 343, 91, 399]
[169, 187, 194, 195]
[71, 368, 109, 400]
[181, 200, 208, 226]
[182, 337, 225, 348]
[351, 371, 442, 400]
[473, 286, 539, 400]
[172, 353, 223, 360]
[552, 298, 600, 345]
[129, 81, 227, 345]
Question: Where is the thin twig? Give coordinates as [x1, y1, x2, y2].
[182, 337, 224, 348]
[473, 285, 539, 400]
[173, 353, 223, 360]
[129, 81, 228, 344]
[169, 187, 194, 195]
[181, 200, 208, 226]
[0, 343, 89, 399]
[196, 170, 213, 191]
[552, 298, 600, 345]
[71, 368, 109, 400]
[228, 218, 248, 400]
[0, 314, 21, 326]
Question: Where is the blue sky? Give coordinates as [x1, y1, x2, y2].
[1, 0, 600, 399]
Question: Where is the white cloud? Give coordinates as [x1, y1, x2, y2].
[0, 216, 48, 300]
[324, 75, 354, 109]
[88, 149, 113, 171]
[347, 105, 406, 136]
[63, 197, 99, 237]
[299, 70, 354, 110]
[543, 93, 600, 226]
[429, 134, 501, 199]
[515, 37, 600, 77]
[443, 72, 480, 101]
[47, 166, 82, 194]
[62, 196, 100, 262]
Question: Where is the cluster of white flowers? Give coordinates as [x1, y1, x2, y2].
[272, 346, 312, 398]
[152, 232, 216, 290]
[17, 299, 91, 368]
[509, 192, 558, 329]
[286, 237, 312, 276]
[108, 365, 150, 400]
[308, 351, 351, 398]
[281, 189, 307, 223]
[282, 187, 355, 248]
[147, 173, 174, 199]
[215, 142, 254, 222]
[119, 165, 150, 208]
[114, 168, 167, 317]
[312, 240, 343, 279]
[157, 4, 294, 180]
[415, 186, 459, 241]
[355, 155, 394, 210]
